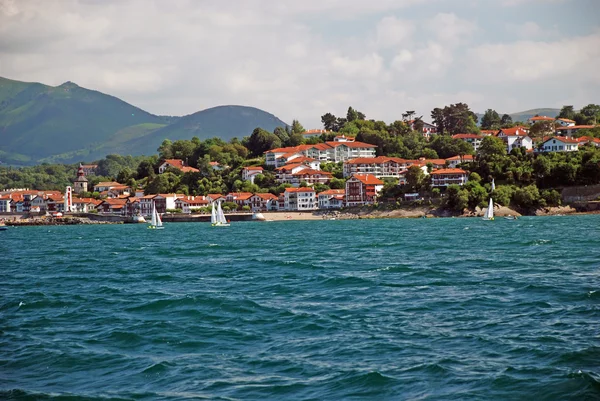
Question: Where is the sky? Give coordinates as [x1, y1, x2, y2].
[0, 0, 599, 128]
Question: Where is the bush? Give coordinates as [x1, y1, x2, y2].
[541, 189, 562, 206]
[513, 185, 541, 209]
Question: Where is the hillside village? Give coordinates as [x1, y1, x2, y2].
[1, 106, 600, 217]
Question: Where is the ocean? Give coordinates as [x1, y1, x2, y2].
[1, 216, 599, 400]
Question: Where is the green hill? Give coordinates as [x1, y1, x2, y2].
[0, 77, 288, 165]
[127, 105, 289, 155]
[508, 108, 560, 122]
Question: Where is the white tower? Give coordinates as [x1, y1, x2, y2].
[64, 186, 73, 212]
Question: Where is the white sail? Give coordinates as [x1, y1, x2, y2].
[151, 202, 158, 226]
[211, 202, 217, 224]
[217, 201, 227, 224]
[491, 179, 496, 192]
[483, 198, 494, 220]
[155, 207, 162, 227]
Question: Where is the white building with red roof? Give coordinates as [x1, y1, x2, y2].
[248, 193, 279, 211]
[446, 155, 475, 168]
[175, 196, 209, 213]
[317, 189, 345, 209]
[555, 125, 597, 137]
[265, 141, 376, 167]
[158, 159, 199, 174]
[284, 187, 317, 211]
[539, 136, 580, 152]
[577, 136, 600, 147]
[430, 168, 469, 187]
[528, 116, 556, 124]
[555, 118, 576, 127]
[241, 166, 264, 184]
[345, 174, 384, 206]
[496, 127, 533, 153]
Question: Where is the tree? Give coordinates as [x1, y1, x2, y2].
[157, 139, 174, 160]
[541, 189, 561, 206]
[273, 126, 290, 144]
[491, 185, 514, 206]
[321, 113, 337, 131]
[479, 136, 507, 158]
[330, 178, 346, 189]
[500, 114, 513, 128]
[431, 108, 445, 134]
[406, 166, 425, 192]
[513, 185, 541, 210]
[136, 160, 155, 179]
[244, 128, 282, 157]
[481, 109, 501, 130]
[445, 184, 468, 212]
[557, 105, 575, 121]
[291, 120, 305, 134]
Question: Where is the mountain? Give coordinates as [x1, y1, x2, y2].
[0, 77, 288, 165]
[127, 105, 289, 156]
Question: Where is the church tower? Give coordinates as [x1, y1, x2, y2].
[73, 164, 88, 194]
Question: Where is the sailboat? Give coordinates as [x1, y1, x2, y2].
[148, 202, 164, 229]
[211, 200, 230, 227]
[482, 198, 494, 221]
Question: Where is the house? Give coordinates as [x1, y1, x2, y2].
[317, 189, 345, 209]
[407, 120, 438, 139]
[93, 181, 122, 192]
[284, 187, 317, 211]
[345, 174, 384, 206]
[528, 116, 555, 125]
[452, 134, 483, 153]
[275, 163, 311, 184]
[247, 193, 279, 211]
[446, 155, 475, 168]
[577, 136, 600, 147]
[334, 135, 355, 142]
[496, 127, 533, 153]
[301, 129, 329, 139]
[0, 194, 11, 212]
[555, 118, 576, 127]
[175, 196, 209, 213]
[72, 197, 102, 213]
[480, 129, 498, 137]
[158, 159, 199, 174]
[209, 161, 226, 171]
[343, 157, 408, 178]
[97, 198, 128, 215]
[539, 136, 580, 152]
[225, 192, 253, 208]
[206, 194, 225, 203]
[241, 166, 264, 184]
[555, 125, 596, 137]
[283, 157, 320, 170]
[289, 169, 332, 187]
[430, 168, 469, 187]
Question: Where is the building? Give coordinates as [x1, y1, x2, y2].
[452, 134, 483, 153]
[555, 125, 596, 137]
[284, 187, 317, 211]
[80, 164, 98, 176]
[528, 116, 556, 125]
[158, 159, 199, 174]
[301, 129, 329, 139]
[241, 166, 264, 184]
[247, 193, 279, 211]
[430, 168, 469, 187]
[496, 127, 533, 153]
[446, 155, 475, 168]
[317, 189, 345, 209]
[555, 118, 576, 127]
[577, 136, 600, 147]
[174, 196, 209, 213]
[539, 136, 580, 152]
[345, 174, 384, 206]
[407, 120, 438, 139]
[73, 164, 88, 194]
[93, 181, 122, 192]
[265, 141, 377, 167]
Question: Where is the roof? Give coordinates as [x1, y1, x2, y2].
[325, 140, 377, 149]
[161, 159, 200, 173]
[285, 187, 316, 193]
[529, 116, 555, 121]
[557, 118, 576, 123]
[556, 125, 596, 130]
[452, 134, 482, 139]
[350, 174, 384, 185]
[318, 189, 345, 196]
[275, 163, 309, 172]
[430, 168, 468, 175]
[94, 181, 121, 187]
[243, 166, 263, 171]
[446, 155, 475, 161]
[292, 169, 333, 177]
[265, 140, 377, 155]
[252, 193, 279, 200]
[498, 127, 529, 137]
[284, 156, 316, 164]
[301, 129, 329, 135]
[542, 136, 580, 144]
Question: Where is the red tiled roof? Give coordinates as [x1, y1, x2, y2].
[452, 134, 482, 139]
[498, 127, 529, 137]
[292, 169, 333, 177]
[430, 168, 468, 175]
[542, 136, 580, 144]
[252, 193, 279, 200]
[529, 116, 555, 121]
[285, 187, 316, 193]
[243, 166, 263, 171]
[325, 140, 377, 148]
[446, 155, 475, 161]
[557, 118, 576, 123]
[318, 189, 345, 196]
[351, 174, 384, 185]
[556, 125, 596, 130]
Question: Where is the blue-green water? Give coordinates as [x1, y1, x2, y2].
[1, 216, 599, 400]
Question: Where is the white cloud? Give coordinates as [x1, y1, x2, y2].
[0, 0, 597, 129]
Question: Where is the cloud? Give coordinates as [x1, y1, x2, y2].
[0, 0, 597, 130]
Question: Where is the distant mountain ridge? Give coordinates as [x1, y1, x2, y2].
[0, 77, 288, 165]
[475, 108, 560, 125]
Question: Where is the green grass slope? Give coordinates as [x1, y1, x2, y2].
[0, 77, 169, 163]
[509, 108, 560, 122]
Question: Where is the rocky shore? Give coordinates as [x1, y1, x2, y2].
[6, 217, 121, 226]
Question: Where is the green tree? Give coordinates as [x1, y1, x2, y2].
[405, 166, 425, 192]
[445, 184, 469, 212]
[500, 114, 513, 128]
[479, 136, 507, 158]
[557, 105, 575, 121]
[513, 185, 542, 210]
[481, 109, 501, 130]
[244, 128, 282, 157]
[291, 119, 305, 135]
[541, 189, 561, 206]
[321, 113, 337, 131]
[491, 185, 514, 206]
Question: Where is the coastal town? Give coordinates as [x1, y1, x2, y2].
[1, 114, 599, 221]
